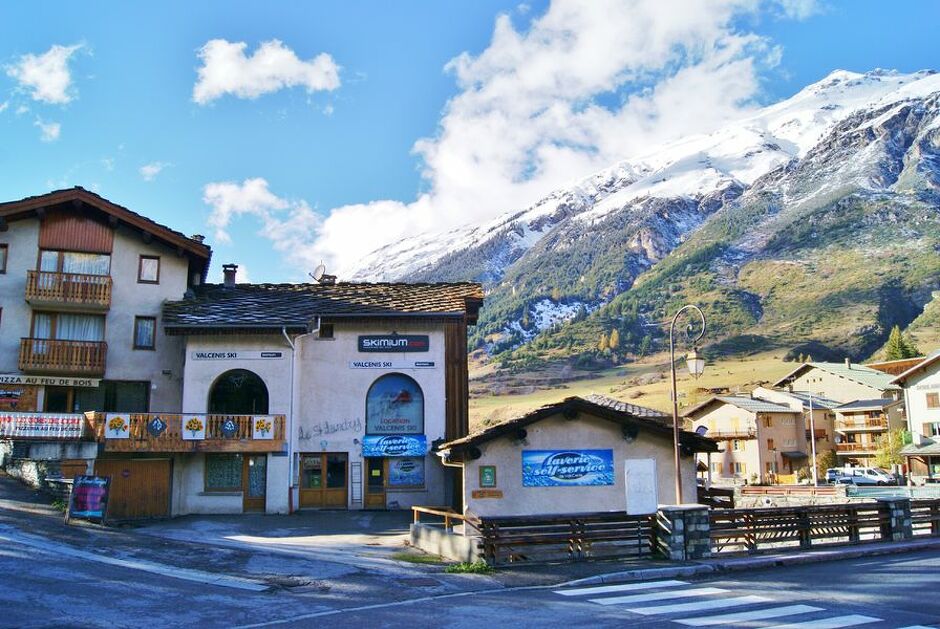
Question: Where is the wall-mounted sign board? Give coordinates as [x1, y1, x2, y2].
[349, 361, 435, 369]
[362, 435, 428, 457]
[357, 335, 429, 353]
[522, 449, 615, 487]
[0, 374, 100, 387]
[190, 351, 285, 361]
[0, 413, 85, 439]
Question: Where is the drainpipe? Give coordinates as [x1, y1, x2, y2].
[281, 318, 319, 514]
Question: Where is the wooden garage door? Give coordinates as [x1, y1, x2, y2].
[94, 459, 171, 520]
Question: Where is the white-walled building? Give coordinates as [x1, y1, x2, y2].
[894, 351, 940, 481]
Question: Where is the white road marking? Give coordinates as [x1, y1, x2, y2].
[895, 626, 938, 629]
[629, 595, 771, 616]
[590, 586, 727, 606]
[555, 580, 688, 596]
[763, 615, 882, 629]
[0, 530, 268, 592]
[675, 604, 825, 626]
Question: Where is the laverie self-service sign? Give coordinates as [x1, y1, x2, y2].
[522, 450, 615, 487]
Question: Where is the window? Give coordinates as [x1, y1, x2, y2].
[709, 462, 723, 474]
[74, 381, 150, 413]
[318, 323, 334, 339]
[134, 316, 156, 350]
[766, 438, 775, 450]
[733, 462, 746, 475]
[366, 373, 424, 435]
[32, 312, 105, 341]
[927, 423, 940, 437]
[927, 392, 940, 409]
[784, 438, 796, 448]
[138, 255, 160, 283]
[208, 369, 269, 414]
[388, 456, 425, 488]
[782, 416, 796, 426]
[0, 244, 7, 274]
[205, 454, 243, 492]
[763, 416, 773, 428]
[40, 250, 110, 276]
[732, 440, 743, 451]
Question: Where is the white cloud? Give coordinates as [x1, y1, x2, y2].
[193, 39, 340, 105]
[212, 0, 818, 277]
[34, 118, 61, 142]
[203, 178, 322, 274]
[0, 101, 8, 113]
[6, 44, 83, 105]
[101, 157, 115, 171]
[139, 161, 170, 182]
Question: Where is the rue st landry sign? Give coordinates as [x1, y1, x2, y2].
[357, 335, 429, 353]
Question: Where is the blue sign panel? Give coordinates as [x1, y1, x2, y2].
[522, 450, 615, 487]
[362, 435, 428, 458]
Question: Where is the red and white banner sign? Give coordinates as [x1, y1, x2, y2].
[0, 413, 86, 439]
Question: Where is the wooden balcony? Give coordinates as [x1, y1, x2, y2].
[19, 338, 107, 376]
[25, 271, 112, 310]
[89, 413, 287, 453]
[835, 418, 888, 432]
[704, 429, 757, 440]
[836, 442, 877, 453]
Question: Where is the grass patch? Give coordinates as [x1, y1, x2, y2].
[390, 551, 445, 565]
[51, 499, 67, 513]
[444, 560, 494, 574]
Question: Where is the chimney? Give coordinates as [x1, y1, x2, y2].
[222, 263, 238, 287]
[319, 273, 337, 286]
[191, 234, 205, 244]
[844, 357, 851, 369]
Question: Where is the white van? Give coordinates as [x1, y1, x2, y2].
[834, 467, 896, 486]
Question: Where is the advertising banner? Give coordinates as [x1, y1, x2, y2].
[388, 457, 425, 486]
[252, 415, 275, 440]
[0, 413, 85, 439]
[104, 413, 130, 439]
[365, 374, 424, 434]
[522, 449, 615, 487]
[357, 335, 429, 353]
[67, 475, 110, 522]
[361, 435, 428, 458]
[181, 415, 206, 440]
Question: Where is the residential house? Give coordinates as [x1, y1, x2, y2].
[752, 386, 839, 461]
[893, 350, 940, 480]
[773, 359, 902, 404]
[832, 398, 906, 466]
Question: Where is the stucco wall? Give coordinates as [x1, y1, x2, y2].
[0, 220, 40, 373]
[786, 369, 892, 403]
[461, 412, 698, 518]
[903, 360, 940, 435]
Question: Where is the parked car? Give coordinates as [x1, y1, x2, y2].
[825, 468, 842, 483]
[833, 467, 897, 486]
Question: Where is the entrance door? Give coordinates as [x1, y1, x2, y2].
[94, 459, 171, 519]
[243, 455, 267, 513]
[365, 457, 386, 509]
[299, 453, 348, 508]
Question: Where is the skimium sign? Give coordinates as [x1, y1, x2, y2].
[522, 450, 614, 487]
[357, 335, 429, 353]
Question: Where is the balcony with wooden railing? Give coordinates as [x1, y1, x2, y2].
[19, 338, 107, 376]
[88, 413, 287, 453]
[835, 417, 888, 432]
[836, 442, 878, 454]
[703, 428, 757, 440]
[25, 271, 112, 310]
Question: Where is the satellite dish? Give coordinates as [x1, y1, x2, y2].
[309, 263, 327, 283]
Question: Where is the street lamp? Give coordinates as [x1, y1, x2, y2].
[669, 305, 707, 505]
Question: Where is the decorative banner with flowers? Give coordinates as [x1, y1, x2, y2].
[181, 415, 206, 440]
[252, 415, 274, 440]
[105, 413, 130, 439]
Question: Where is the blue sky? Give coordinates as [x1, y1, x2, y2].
[1, 1, 938, 282]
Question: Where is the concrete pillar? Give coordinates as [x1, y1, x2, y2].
[657, 504, 712, 560]
[878, 498, 913, 542]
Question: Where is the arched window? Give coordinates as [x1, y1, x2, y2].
[366, 373, 424, 434]
[208, 369, 269, 414]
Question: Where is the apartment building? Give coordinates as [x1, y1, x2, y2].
[752, 386, 840, 457]
[683, 396, 807, 484]
[773, 360, 901, 404]
[832, 398, 905, 466]
[894, 351, 940, 480]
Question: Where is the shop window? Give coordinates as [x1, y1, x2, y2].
[927, 393, 940, 409]
[388, 457, 425, 488]
[208, 369, 269, 414]
[0, 244, 7, 273]
[366, 373, 424, 435]
[134, 316, 156, 350]
[138, 255, 160, 283]
[205, 454, 243, 492]
[75, 381, 150, 413]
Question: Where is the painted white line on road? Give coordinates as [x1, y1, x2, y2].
[590, 586, 727, 606]
[0, 530, 268, 592]
[763, 615, 882, 629]
[675, 604, 825, 626]
[895, 626, 938, 629]
[555, 580, 688, 596]
[629, 594, 770, 616]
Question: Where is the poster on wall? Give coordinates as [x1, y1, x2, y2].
[624, 458, 658, 515]
[66, 475, 110, 523]
[388, 457, 425, 486]
[104, 413, 130, 439]
[522, 450, 615, 487]
[181, 415, 206, 440]
[252, 415, 275, 440]
[361, 435, 428, 457]
[0, 385, 38, 412]
[366, 374, 424, 434]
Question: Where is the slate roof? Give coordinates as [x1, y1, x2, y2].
[901, 437, 940, 456]
[582, 393, 670, 424]
[683, 395, 798, 417]
[436, 396, 717, 456]
[163, 282, 484, 332]
[835, 398, 899, 411]
[781, 390, 842, 410]
[773, 362, 900, 391]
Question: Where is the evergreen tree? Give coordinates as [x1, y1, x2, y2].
[638, 335, 652, 357]
[884, 325, 915, 360]
[903, 332, 921, 358]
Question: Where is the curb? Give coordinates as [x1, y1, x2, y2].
[559, 538, 940, 588]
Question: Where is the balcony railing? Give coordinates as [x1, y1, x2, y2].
[19, 338, 107, 376]
[703, 429, 757, 440]
[835, 418, 888, 432]
[88, 413, 287, 453]
[836, 442, 877, 453]
[25, 271, 112, 309]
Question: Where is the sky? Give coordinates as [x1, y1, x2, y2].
[1, 0, 939, 283]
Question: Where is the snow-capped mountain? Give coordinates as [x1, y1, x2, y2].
[348, 69, 940, 363]
[347, 69, 940, 284]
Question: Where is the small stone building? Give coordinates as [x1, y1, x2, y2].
[435, 395, 716, 519]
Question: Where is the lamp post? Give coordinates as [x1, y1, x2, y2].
[807, 377, 819, 486]
[669, 305, 707, 504]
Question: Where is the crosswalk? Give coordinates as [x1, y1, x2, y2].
[553, 579, 937, 628]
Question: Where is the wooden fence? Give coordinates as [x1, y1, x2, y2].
[912, 499, 940, 536]
[476, 511, 656, 565]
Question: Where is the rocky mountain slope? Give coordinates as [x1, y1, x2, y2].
[348, 69, 940, 366]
